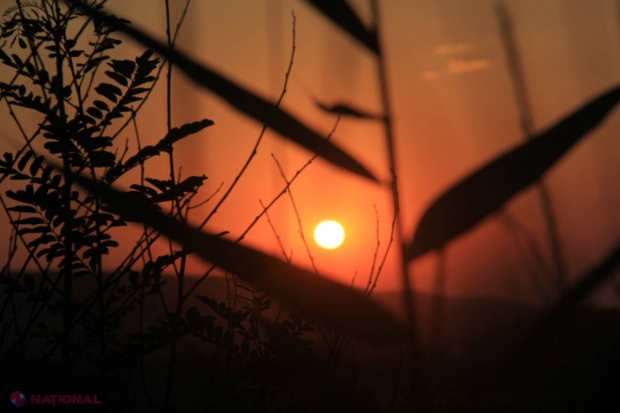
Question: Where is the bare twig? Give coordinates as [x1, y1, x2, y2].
[351, 270, 358, 288]
[369, 169, 399, 295]
[272, 154, 319, 274]
[365, 204, 381, 295]
[196, 11, 297, 232]
[189, 181, 225, 210]
[260, 199, 292, 263]
[183, 116, 341, 302]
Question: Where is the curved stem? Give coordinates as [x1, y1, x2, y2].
[370, 0, 425, 406]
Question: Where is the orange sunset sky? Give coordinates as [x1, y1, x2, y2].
[0, 0, 619, 306]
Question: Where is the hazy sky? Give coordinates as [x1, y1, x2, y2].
[0, 0, 619, 306]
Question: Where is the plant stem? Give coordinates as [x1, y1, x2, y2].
[432, 250, 446, 348]
[369, 0, 413, 329]
[496, 1, 566, 297]
[51, 1, 74, 365]
[370, 0, 418, 356]
[370, 0, 428, 407]
[162, 0, 176, 409]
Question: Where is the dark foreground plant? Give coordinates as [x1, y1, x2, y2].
[0, 0, 213, 408]
[2, 1, 620, 412]
[0, 1, 402, 411]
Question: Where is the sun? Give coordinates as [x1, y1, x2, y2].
[314, 220, 345, 250]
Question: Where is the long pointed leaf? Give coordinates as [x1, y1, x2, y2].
[68, 172, 406, 344]
[303, 0, 379, 54]
[406, 85, 620, 261]
[67, 0, 377, 183]
[315, 99, 383, 120]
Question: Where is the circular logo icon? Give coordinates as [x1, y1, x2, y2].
[10, 391, 26, 407]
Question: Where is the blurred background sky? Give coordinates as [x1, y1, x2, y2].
[0, 0, 619, 306]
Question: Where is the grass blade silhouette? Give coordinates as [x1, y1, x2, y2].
[67, 171, 406, 344]
[315, 99, 383, 120]
[303, 0, 379, 54]
[67, 0, 377, 182]
[406, 85, 620, 261]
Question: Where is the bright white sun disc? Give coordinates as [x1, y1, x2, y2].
[314, 220, 345, 249]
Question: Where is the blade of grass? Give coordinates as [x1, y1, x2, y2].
[67, 0, 378, 182]
[65, 170, 407, 344]
[303, 0, 379, 54]
[315, 99, 383, 120]
[406, 85, 620, 261]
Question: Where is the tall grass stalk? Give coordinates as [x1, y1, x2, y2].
[369, 0, 425, 405]
[496, 1, 567, 297]
[161, 0, 191, 409]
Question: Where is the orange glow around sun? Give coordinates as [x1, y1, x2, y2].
[314, 220, 345, 249]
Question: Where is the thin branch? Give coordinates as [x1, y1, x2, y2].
[196, 11, 297, 232]
[365, 204, 381, 295]
[271, 153, 319, 274]
[260, 199, 291, 263]
[189, 181, 225, 210]
[496, 1, 566, 297]
[183, 116, 340, 302]
[369, 169, 398, 295]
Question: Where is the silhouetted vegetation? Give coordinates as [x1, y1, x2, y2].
[1, 0, 619, 411]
